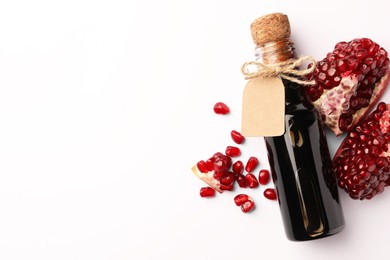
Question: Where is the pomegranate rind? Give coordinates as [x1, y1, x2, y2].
[192, 165, 223, 193]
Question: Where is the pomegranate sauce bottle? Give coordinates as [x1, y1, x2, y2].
[250, 13, 345, 241]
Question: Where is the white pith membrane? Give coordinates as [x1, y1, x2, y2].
[192, 166, 222, 193]
[314, 76, 357, 135]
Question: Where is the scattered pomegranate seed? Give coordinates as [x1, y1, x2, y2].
[258, 169, 271, 185]
[225, 146, 241, 157]
[263, 188, 277, 200]
[235, 173, 247, 188]
[245, 156, 259, 172]
[245, 173, 259, 188]
[200, 187, 216, 197]
[232, 160, 244, 175]
[234, 194, 249, 206]
[213, 102, 230, 115]
[231, 130, 245, 144]
[241, 199, 255, 213]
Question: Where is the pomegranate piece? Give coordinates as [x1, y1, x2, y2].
[258, 169, 271, 185]
[225, 146, 241, 157]
[234, 194, 255, 213]
[333, 102, 390, 200]
[245, 173, 259, 188]
[200, 187, 216, 197]
[304, 38, 390, 136]
[263, 188, 277, 200]
[192, 152, 234, 193]
[231, 130, 245, 144]
[232, 160, 244, 175]
[245, 156, 259, 172]
[213, 102, 230, 115]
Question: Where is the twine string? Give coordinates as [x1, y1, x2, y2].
[241, 56, 317, 85]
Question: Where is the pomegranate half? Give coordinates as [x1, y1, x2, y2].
[333, 102, 390, 200]
[305, 38, 390, 136]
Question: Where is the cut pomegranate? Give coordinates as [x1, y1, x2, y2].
[213, 102, 230, 115]
[231, 130, 245, 144]
[200, 187, 216, 197]
[258, 169, 271, 185]
[333, 102, 390, 200]
[192, 152, 234, 193]
[263, 188, 277, 200]
[304, 38, 390, 135]
[245, 156, 259, 172]
[232, 160, 244, 175]
[225, 146, 241, 157]
[245, 173, 259, 188]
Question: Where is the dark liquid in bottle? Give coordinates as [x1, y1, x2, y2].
[264, 80, 345, 241]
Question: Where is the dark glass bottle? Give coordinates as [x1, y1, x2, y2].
[256, 40, 345, 241]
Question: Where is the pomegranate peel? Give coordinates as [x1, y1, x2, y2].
[304, 38, 390, 136]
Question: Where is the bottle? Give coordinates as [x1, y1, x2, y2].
[250, 13, 345, 241]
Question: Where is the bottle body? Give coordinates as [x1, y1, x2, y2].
[264, 80, 345, 241]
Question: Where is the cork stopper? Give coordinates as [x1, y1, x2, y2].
[250, 13, 291, 46]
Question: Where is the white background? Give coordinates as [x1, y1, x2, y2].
[0, 0, 389, 259]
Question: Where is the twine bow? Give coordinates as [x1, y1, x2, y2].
[241, 56, 317, 85]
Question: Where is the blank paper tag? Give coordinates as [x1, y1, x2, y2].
[241, 77, 285, 137]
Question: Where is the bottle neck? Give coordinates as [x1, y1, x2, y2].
[254, 39, 305, 105]
[254, 39, 295, 64]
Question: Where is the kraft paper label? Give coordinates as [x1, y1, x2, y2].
[241, 77, 285, 137]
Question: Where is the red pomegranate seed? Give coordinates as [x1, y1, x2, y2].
[245, 156, 259, 172]
[200, 187, 216, 197]
[235, 173, 247, 188]
[263, 188, 277, 200]
[241, 199, 255, 213]
[232, 160, 244, 175]
[220, 184, 234, 191]
[234, 194, 249, 206]
[245, 173, 259, 188]
[213, 102, 230, 115]
[258, 169, 271, 185]
[196, 160, 208, 173]
[220, 172, 235, 186]
[225, 146, 241, 157]
[231, 130, 245, 144]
